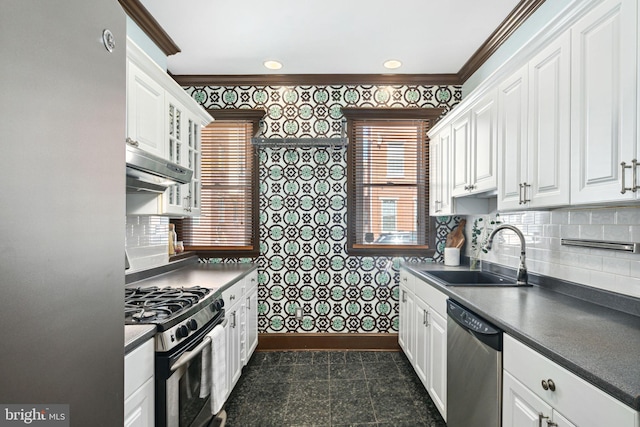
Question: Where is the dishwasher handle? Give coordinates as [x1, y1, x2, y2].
[447, 299, 503, 351]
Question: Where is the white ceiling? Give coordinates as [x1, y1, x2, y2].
[140, 0, 521, 76]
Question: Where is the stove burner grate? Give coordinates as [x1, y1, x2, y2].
[124, 286, 211, 323]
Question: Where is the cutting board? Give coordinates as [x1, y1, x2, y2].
[446, 219, 466, 248]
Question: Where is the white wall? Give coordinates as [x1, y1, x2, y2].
[465, 207, 640, 298]
[126, 16, 167, 70]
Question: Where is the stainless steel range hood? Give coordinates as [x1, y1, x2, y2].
[126, 142, 193, 193]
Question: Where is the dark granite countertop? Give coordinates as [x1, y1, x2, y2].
[402, 262, 640, 411]
[124, 261, 258, 353]
[126, 261, 258, 296]
[124, 324, 156, 354]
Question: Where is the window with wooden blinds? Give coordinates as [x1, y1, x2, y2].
[342, 108, 443, 256]
[178, 109, 264, 257]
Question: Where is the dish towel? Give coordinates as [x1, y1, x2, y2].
[199, 333, 212, 399]
[209, 324, 228, 414]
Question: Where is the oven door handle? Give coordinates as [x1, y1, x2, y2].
[171, 336, 211, 373]
[170, 319, 228, 373]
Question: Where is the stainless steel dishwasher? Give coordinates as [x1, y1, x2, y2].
[447, 299, 503, 427]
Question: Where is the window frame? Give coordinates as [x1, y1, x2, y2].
[180, 108, 265, 258]
[343, 107, 443, 256]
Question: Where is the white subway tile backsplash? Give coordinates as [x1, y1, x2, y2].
[579, 224, 603, 240]
[560, 224, 580, 239]
[125, 215, 170, 272]
[615, 275, 640, 299]
[534, 211, 551, 224]
[550, 210, 569, 224]
[569, 210, 591, 225]
[602, 225, 632, 242]
[590, 209, 616, 224]
[467, 206, 640, 299]
[602, 257, 630, 276]
[616, 207, 640, 225]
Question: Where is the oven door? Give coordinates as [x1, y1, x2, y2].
[160, 317, 226, 427]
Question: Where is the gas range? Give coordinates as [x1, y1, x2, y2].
[125, 285, 224, 352]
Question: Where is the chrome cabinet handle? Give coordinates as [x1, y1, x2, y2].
[620, 161, 638, 194]
[519, 183, 524, 204]
[538, 413, 550, 427]
[424, 310, 430, 327]
[246, 296, 250, 310]
[522, 182, 531, 203]
[401, 290, 406, 303]
[231, 311, 236, 328]
[125, 137, 139, 147]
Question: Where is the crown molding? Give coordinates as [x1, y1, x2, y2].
[124, 0, 544, 85]
[457, 0, 546, 82]
[171, 73, 462, 87]
[118, 0, 181, 56]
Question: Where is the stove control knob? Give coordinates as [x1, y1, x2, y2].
[176, 325, 189, 339]
[187, 319, 198, 330]
[212, 299, 223, 311]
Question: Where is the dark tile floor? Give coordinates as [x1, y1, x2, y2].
[223, 350, 447, 427]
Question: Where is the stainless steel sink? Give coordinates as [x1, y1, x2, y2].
[421, 270, 527, 287]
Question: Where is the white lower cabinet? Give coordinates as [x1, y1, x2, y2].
[399, 269, 447, 421]
[223, 279, 244, 398]
[244, 273, 259, 365]
[222, 270, 259, 400]
[399, 271, 416, 364]
[503, 334, 638, 427]
[124, 339, 154, 427]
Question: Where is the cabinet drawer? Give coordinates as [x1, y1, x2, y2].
[504, 334, 637, 427]
[413, 278, 447, 318]
[125, 339, 154, 399]
[399, 269, 415, 294]
[221, 279, 244, 307]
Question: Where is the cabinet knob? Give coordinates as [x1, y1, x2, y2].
[541, 378, 556, 391]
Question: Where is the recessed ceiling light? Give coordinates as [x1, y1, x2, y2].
[383, 60, 402, 70]
[263, 60, 283, 70]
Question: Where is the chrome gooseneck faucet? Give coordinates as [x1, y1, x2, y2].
[484, 224, 528, 286]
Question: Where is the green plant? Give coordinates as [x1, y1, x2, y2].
[470, 214, 501, 257]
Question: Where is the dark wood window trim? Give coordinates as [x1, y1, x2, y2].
[342, 108, 443, 257]
[181, 108, 265, 259]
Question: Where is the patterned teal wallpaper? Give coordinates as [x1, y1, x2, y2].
[185, 83, 462, 333]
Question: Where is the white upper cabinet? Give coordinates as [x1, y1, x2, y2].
[429, 127, 452, 215]
[451, 110, 472, 196]
[127, 60, 165, 158]
[498, 64, 528, 210]
[451, 90, 498, 197]
[126, 38, 212, 217]
[498, 31, 571, 210]
[570, 0, 638, 204]
[470, 89, 498, 194]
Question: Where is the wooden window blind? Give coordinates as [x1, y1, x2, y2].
[343, 108, 443, 256]
[178, 109, 264, 257]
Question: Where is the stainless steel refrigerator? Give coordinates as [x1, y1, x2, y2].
[0, 1, 126, 425]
